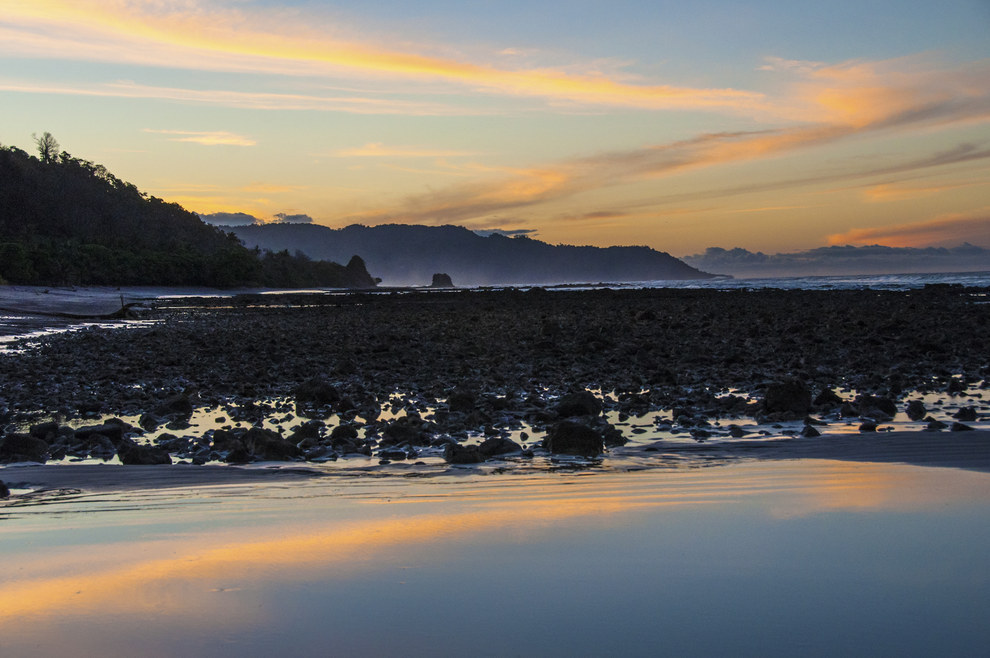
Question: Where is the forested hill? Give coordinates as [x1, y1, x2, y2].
[228, 223, 713, 286]
[0, 141, 376, 288]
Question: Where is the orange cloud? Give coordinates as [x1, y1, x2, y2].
[827, 212, 990, 247]
[775, 55, 990, 129]
[861, 179, 987, 203]
[143, 129, 256, 146]
[333, 143, 478, 158]
[0, 0, 766, 113]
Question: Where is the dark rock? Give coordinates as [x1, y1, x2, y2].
[859, 421, 878, 432]
[446, 389, 476, 413]
[555, 391, 603, 418]
[139, 413, 165, 431]
[225, 444, 253, 463]
[801, 425, 821, 437]
[75, 423, 124, 446]
[287, 420, 324, 443]
[154, 394, 194, 419]
[78, 399, 103, 415]
[951, 422, 975, 432]
[477, 437, 522, 458]
[330, 424, 360, 441]
[381, 416, 433, 446]
[378, 448, 408, 461]
[294, 377, 341, 406]
[430, 273, 454, 288]
[211, 429, 243, 452]
[763, 380, 812, 415]
[29, 421, 59, 440]
[242, 427, 302, 460]
[602, 424, 628, 447]
[953, 407, 977, 421]
[0, 480, 9, 498]
[0, 433, 49, 463]
[727, 424, 746, 438]
[813, 388, 843, 407]
[544, 421, 604, 457]
[926, 418, 948, 431]
[856, 395, 897, 419]
[117, 438, 172, 465]
[947, 379, 966, 394]
[443, 443, 483, 464]
[839, 402, 859, 417]
[905, 400, 927, 421]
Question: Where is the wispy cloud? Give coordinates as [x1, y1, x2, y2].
[143, 129, 256, 146]
[0, 79, 474, 115]
[332, 143, 478, 158]
[861, 179, 988, 203]
[827, 212, 990, 247]
[0, 0, 767, 113]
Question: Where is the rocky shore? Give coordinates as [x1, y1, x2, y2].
[0, 285, 987, 469]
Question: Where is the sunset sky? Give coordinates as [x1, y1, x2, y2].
[2, 0, 988, 255]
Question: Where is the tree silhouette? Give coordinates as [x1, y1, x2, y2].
[32, 131, 60, 164]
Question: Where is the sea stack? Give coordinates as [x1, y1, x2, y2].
[430, 273, 454, 288]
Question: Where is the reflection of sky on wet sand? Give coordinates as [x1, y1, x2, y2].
[2, 460, 990, 656]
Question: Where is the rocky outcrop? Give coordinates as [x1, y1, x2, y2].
[430, 273, 454, 288]
[544, 421, 604, 457]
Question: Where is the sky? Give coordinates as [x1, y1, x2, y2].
[1, 0, 988, 256]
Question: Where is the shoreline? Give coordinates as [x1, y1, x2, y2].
[3, 430, 987, 498]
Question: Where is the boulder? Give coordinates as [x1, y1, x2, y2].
[544, 421, 604, 457]
[856, 395, 897, 420]
[0, 433, 49, 463]
[0, 480, 9, 498]
[763, 380, 812, 415]
[905, 400, 927, 421]
[242, 427, 302, 461]
[287, 420, 324, 443]
[443, 443, 483, 464]
[117, 438, 172, 465]
[951, 422, 975, 432]
[554, 391, 603, 418]
[29, 421, 59, 440]
[446, 389, 476, 414]
[154, 394, 194, 419]
[381, 416, 434, 446]
[953, 407, 977, 422]
[477, 437, 522, 458]
[812, 388, 843, 407]
[330, 424, 360, 442]
[294, 377, 341, 406]
[75, 423, 124, 446]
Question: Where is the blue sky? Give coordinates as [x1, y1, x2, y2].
[1, 0, 988, 254]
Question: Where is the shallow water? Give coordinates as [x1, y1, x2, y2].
[2, 460, 989, 656]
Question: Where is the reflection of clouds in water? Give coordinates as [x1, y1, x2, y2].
[766, 461, 990, 519]
[1, 463, 989, 624]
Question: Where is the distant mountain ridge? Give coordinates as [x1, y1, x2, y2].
[683, 244, 990, 278]
[227, 223, 713, 286]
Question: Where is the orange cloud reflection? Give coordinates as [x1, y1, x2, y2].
[3, 462, 989, 626]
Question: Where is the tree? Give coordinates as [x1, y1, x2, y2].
[32, 132, 60, 164]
